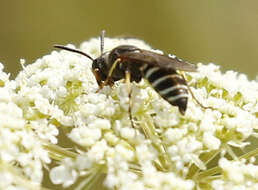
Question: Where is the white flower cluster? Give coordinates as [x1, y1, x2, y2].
[0, 37, 257, 190]
[212, 158, 258, 190]
[0, 63, 50, 189]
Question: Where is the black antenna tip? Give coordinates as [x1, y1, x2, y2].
[54, 44, 64, 49]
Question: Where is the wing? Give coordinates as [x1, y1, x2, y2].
[120, 48, 198, 72]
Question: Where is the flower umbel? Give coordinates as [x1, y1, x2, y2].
[0, 37, 257, 190]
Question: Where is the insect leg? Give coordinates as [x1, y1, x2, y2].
[125, 70, 135, 128]
[181, 73, 214, 110]
[97, 58, 121, 92]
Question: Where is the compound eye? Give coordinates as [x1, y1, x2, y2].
[92, 59, 99, 70]
[93, 57, 104, 69]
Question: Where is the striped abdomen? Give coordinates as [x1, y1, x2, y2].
[141, 65, 188, 115]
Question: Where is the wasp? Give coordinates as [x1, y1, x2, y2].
[54, 31, 205, 119]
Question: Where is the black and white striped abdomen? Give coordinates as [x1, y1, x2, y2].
[141, 65, 188, 115]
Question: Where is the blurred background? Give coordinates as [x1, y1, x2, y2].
[0, 0, 257, 79]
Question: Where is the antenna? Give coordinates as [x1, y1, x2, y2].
[100, 30, 105, 55]
[54, 45, 94, 61]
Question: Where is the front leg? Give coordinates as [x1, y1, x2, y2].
[96, 80, 114, 93]
[98, 58, 121, 91]
[95, 58, 121, 92]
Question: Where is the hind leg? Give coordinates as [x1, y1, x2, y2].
[181, 72, 214, 110]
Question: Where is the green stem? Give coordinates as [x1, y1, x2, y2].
[44, 144, 78, 161]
